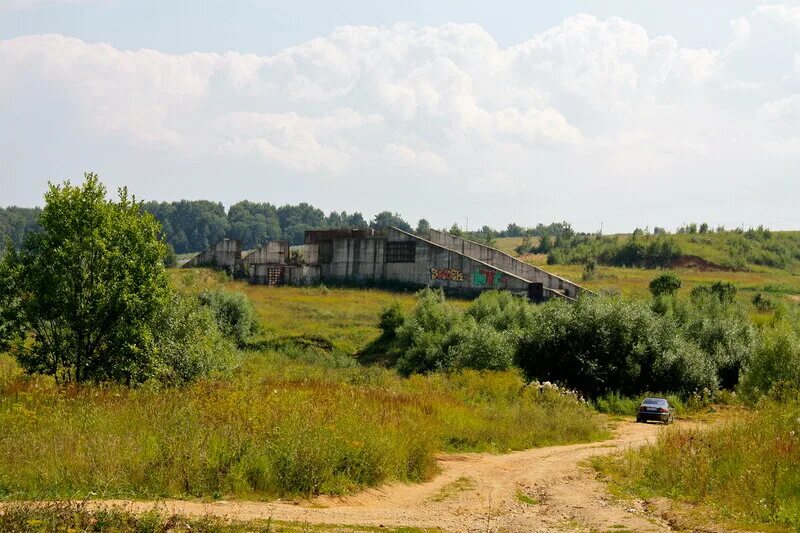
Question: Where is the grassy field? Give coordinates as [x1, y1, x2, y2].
[0, 271, 608, 502]
[493, 234, 800, 309]
[173, 269, 466, 354]
[593, 400, 800, 531]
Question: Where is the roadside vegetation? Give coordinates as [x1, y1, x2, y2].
[0, 348, 605, 500]
[595, 398, 800, 530]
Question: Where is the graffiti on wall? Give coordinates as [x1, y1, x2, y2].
[430, 268, 464, 282]
[472, 269, 509, 286]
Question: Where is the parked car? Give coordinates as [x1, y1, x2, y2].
[636, 397, 675, 424]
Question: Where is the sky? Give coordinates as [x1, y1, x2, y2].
[1, 0, 799, 233]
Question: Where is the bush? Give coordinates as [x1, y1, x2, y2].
[752, 292, 776, 312]
[198, 289, 259, 347]
[153, 294, 239, 385]
[690, 281, 737, 305]
[448, 321, 515, 371]
[649, 272, 681, 297]
[387, 289, 755, 398]
[394, 290, 527, 375]
[516, 296, 718, 397]
[666, 290, 755, 389]
[739, 319, 800, 402]
[378, 301, 405, 339]
[594, 392, 640, 415]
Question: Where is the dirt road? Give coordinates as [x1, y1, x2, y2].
[90, 419, 697, 532]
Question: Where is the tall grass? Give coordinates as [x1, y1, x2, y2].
[0, 352, 607, 501]
[594, 399, 800, 529]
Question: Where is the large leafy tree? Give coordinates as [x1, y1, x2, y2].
[1, 173, 170, 384]
[370, 211, 412, 232]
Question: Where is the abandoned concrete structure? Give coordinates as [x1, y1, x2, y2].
[182, 238, 243, 273]
[183, 227, 585, 301]
[302, 227, 583, 300]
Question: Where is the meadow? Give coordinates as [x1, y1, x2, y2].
[493, 234, 800, 309]
[594, 399, 800, 530]
[0, 270, 607, 502]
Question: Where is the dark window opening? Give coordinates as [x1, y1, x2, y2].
[385, 241, 416, 263]
[318, 240, 333, 264]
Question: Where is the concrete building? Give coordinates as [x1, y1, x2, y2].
[302, 227, 583, 300]
[426, 229, 584, 299]
[243, 240, 289, 267]
[184, 228, 585, 301]
[182, 238, 243, 274]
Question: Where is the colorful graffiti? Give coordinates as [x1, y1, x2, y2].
[472, 269, 509, 287]
[430, 268, 464, 282]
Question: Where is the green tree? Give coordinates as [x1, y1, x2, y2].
[649, 272, 682, 297]
[370, 211, 412, 232]
[448, 223, 463, 237]
[478, 225, 497, 246]
[1, 173, 170, 384]
[415, 218, 431, 236]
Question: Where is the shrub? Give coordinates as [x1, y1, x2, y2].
[448, 322, 515, 371]
[515, 296, 718, 397]
[739, 320, 800, 402]
[649, 272, 681, 297]
[690, 281, 737, 305]
[752, 292, 776, 312]
[388, 289, 754, 398]
[378, 301, 405, 339]
[594, 392, 640, 415]
[153, 294, 239, 385]
[662, 292, 756, 389]
[198, 289, 259, 347]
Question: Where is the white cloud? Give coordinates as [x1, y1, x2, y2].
[761, 94, 800, 120]
[754, 3, 800, 29]
[1, 10, 799, 229]
[382, 143, 449, 174]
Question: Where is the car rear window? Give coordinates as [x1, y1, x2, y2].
[642, 398, 667, 406]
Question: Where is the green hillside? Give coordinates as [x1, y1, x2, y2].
[495, 231, 800, 310]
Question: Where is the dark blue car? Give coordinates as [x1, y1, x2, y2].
[636, 397, 675, 424]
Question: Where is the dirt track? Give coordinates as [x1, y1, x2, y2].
[91, 419, 698, 532]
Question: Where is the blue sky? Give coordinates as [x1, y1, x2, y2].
[1, 0, 799, 232]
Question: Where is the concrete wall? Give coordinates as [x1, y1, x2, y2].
[183, 238, 243, 272]
[427, 229, 585, 298]
[250, 264, 321, 286]
[243, 241, 289, 266]
[310, 227, 531, 296]
[286, 265, 321, 286]
[291, 244, 319, 265]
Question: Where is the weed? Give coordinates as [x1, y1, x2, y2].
[428, 477, 476, 502]
[515, 490, 538, 505]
